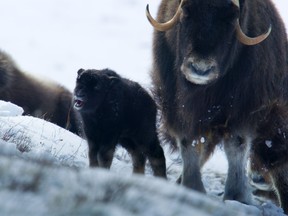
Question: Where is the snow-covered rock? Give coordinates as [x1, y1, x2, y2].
[0, 149, 283, 216]
[0, 101, 23, 117]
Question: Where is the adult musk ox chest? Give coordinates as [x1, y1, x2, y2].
[147, 0, 286, 134]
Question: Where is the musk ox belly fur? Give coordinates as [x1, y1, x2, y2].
[0, 51, 81, 135]
[73, 68, 166, 178]
[148, 0, 288, 212]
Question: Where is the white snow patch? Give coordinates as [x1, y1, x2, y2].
[192, 140, 198, 147]
[0, 101, 24, 117]
[265, 140, 273, 148]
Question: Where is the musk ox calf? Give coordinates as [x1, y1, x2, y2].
[0, 51, 81, 135]
[73, 68, 167, 178]
[146, 0, 288, 212]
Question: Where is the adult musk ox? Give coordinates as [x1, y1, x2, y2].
[0, 51, 81, 135]
[146, 0, 288, 212]
[73, 68, 167, 178]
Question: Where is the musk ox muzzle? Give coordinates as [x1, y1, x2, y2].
[181, 57, 219, 85]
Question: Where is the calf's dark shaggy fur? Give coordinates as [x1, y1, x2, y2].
[73, 68, 166, 178]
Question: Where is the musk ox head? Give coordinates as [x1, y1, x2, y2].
[146, 0, 271, 85]
[73, 68, 119, 112]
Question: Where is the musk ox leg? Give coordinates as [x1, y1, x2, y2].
[121, 137, 166, 177]
[249, 159, 272, 191]
[252, 140, 288, 213]
[97, 146, 116, 169]
[127, 149, 146, 174]
[145, 138, 167, 178]
[223, 135, 252, 204]
[120, 139, 146, 174]
[269, 167, 288, 213]
[88, 142, 99, 167]
[87, 140, 115, 169]
[248, 157, 278, 204]
[176, 140, 214, 184]
[130, 151, 146, 174]
[179, 138, 205, 192]
[251, 102, 288, 213]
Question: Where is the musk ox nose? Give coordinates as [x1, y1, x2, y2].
[181, 57, 220, 85]
[189, 62, 213, 76]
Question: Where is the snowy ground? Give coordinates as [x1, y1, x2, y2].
[0, 0, 287, 215]
[0, 101, 285, 215]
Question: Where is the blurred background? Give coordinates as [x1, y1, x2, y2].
[0, 0, 286, 90]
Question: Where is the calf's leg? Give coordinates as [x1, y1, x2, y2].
[87, 139, 115, 169]
[88, 141, 99, 167]
[97, 146, 116, 169]
[145, 138, 167, 178]
[121, 139, 147, 174]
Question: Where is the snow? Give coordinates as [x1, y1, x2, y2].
[0, 130, 284, 215]
[192, 140, 198, 147]
[0, 0, 287, 215]
[265, 140, 273, 148]
[0, 154, 270, 216]
[0, 101, 23, 117]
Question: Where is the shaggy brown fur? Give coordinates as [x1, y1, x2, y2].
[0, 51, 81, 135]
[150, 0, 288, 212]
[249, 154, 278, 205]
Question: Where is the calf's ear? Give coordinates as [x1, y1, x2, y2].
[108, 76, 120, 86]
[77, 68, 85, 76]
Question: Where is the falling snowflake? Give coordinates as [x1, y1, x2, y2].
[265, 140, 272, 148]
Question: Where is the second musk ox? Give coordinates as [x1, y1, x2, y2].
[73, 68, 167, 178]
[146, 0, 288, 212]
[0, 51, 80, 135]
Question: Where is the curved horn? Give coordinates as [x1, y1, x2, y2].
[236, 20, 272, 46]
[146, 0, 184, 32]
[232, 0, 271, 45]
